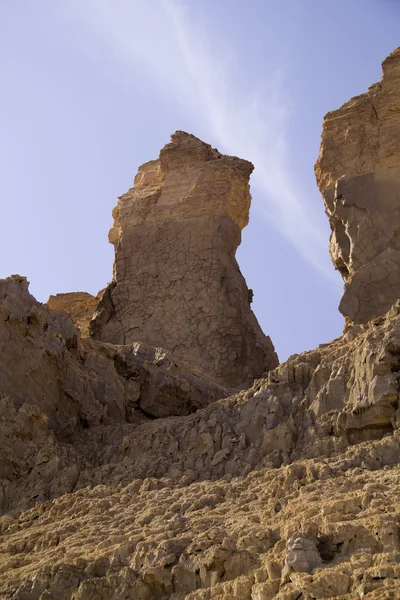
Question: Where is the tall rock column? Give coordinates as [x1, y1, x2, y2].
[90, 132, 278, 388]
[315, 47, 400, 325]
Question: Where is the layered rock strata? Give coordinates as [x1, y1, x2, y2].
[1, 276, 400, 598]
[315, 47, 400, 324]
[90, 131, 278, 388]
[2, 48, 400, 600]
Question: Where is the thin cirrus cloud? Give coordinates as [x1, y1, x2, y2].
[65, 0, 335, 281]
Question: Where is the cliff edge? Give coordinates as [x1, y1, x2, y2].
[1, 49, 400, 600]
[90, 131, 278, 389]
[316, 47, 400, 325]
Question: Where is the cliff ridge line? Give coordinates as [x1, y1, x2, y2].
[90, 130, 278, 388]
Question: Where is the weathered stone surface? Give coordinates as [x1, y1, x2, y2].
[315, 47, 400, 324]
[2, 273, 400, 598]
[47, 291, 103, 337]
[281, 533, 321, 583]
[0, 276, 227, 511]
[90, 131, 278, 388]
[3, 50, 400, 599]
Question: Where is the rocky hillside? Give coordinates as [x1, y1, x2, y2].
[1, 48, 400, 600]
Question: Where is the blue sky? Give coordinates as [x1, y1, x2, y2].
[0, 1, 399, 361]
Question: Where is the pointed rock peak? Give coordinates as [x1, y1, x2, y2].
[91, 133, 277, 388]
[159, 131, 254, 177]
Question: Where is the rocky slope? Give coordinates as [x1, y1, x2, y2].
[1, 48, 400, 600]
[1, 275, 400, 599]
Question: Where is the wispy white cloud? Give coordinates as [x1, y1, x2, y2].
[64, 0, 336, 280]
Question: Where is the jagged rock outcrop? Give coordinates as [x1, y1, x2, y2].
[0, 275, 227, 511]
[316, 47, 400, 325]
[2, 49, 400, 599]
[1, 281, 400, 598]
[90, 131, 278, 388]
[47, 291, 103, 337]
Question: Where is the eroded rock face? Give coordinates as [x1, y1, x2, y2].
[3, 50, 400, 600]
[315, 47, 400, 324]
[0, 276, 227, 511]
[2, 284, 400, 598]
[281, 533, 321, 583]
[90, 131, 278, 388]
[47, 291, 103, 337]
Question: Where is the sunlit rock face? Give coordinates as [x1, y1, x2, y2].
[3, 275, 400, 599]
[5, 49, 400, 597]
[47, 291, 102, 337]
[315, 47, 400, 325]
[90, 131, 278, 388]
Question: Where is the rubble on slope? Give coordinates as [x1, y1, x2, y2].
[1, 274, 400, 598]
[0, 275, 227, 513]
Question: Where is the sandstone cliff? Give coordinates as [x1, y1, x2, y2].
[316, 47, 400, 325]
[1, 48, 400, 600]
[90, 131, 278, 389]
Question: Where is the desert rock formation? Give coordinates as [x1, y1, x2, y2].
[316, 47, 400, 325]
[2, 275, 400, 598]
[48, 291, 103, 337]
[1, 48, 400, 600]
[0, 276, 226, 431]
[90, 131, 278, 389]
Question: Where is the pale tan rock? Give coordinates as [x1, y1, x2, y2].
[2, 440, 400, 598]
[90, 131, 278, 388]
[3, 50, 400, 599]
[315, 47, 400, 191]
[47, 291, 103, 337]
[315, 47, 400, 324]
[281, 533, 321, 583]
[2, 275, 400, 598]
